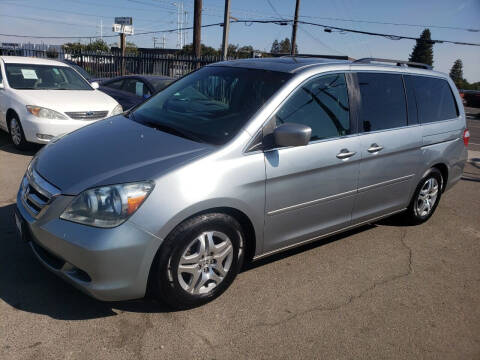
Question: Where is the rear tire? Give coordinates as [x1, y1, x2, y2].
[150, 213, 244, 309]
[8, 115, 30, 150]
[403, 168, 443, 225]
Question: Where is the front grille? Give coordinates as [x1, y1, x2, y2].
[65, 111, 109, 120]
[21, 168, 61, 218]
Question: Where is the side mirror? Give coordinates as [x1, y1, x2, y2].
[273, 123, 311, 148]
[91, 81, 100, 89]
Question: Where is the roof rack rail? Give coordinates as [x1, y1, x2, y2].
[352, 57, 432, 70]
[280, 54, 350, 60]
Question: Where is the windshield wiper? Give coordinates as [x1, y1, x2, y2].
[139, 118, 205, 143]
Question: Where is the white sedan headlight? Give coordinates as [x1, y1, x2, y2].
[60, 182, 154, 228]
[26, 105, 68, 120]
[111, 104, 123, 116]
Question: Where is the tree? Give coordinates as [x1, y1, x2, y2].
[179, 43, 220, 56]
[270, 38, 298, 55]
[270, 39, 280, 54]
[237, 45, 254, 59]
[46, 46, 59, 59]
[279, 38, 292, 53]
[409, 29, 434, 66]
[449, 59, 464, 88]
[125, 41, 138, 54]
[63, 39, 109, 53]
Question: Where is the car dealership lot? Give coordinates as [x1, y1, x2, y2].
[0, 128, 479, 359]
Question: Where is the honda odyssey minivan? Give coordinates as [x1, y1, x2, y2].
[15, 57, 469, 309]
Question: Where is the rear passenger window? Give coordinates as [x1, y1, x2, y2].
[274, 73, 351, 141]
[357, 73, 407, 132]
[406, 76, 458, 123]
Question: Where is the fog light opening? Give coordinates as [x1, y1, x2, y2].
[36, 133, 54, 141]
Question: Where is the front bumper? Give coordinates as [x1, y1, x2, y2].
[20, 113, 102, 144]
[16, 183, 162, 301]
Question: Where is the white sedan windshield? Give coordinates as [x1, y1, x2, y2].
[5, 64, 92, 90]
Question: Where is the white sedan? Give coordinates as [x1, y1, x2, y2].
[0, 56, 122, 149]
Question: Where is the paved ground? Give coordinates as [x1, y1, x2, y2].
[0, 119, 479, 359]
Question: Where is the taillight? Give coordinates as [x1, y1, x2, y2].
[463, 129, 470, 146]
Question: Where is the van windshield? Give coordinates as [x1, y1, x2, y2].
[131, 66, 292, 145]
[5, 64, 93, 90]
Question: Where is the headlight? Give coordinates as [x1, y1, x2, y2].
[60, 182, 154, 228]
[26, 105, 68, 120]
[111, 104, 123, 116]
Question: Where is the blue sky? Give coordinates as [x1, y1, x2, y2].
[1, 0, 479, 81]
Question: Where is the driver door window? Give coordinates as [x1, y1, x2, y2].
[274, 73, 351, 142]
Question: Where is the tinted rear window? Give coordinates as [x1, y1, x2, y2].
[405, 75, 458, 123]
[357, 73, 407, 132]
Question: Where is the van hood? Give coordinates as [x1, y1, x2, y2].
[34, 115, 215, 195]
[13, 89, 119, 113]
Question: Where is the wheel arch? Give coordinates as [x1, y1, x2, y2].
[161, 206, 257, 263]
[431, 163, 449, 192]
[6, 108, 19, 128]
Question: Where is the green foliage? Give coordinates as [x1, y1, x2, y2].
[409, 29, 434, 66]
[46, 47, 59, 59]
[125, 41, 138, 54]
[63, 39, 109, 53]
[270, 39, 280, 54]
[449, 59, 464, 88]
[179, 43, 221, 56]
[270, 38, 298, 54]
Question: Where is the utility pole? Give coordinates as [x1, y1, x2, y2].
[221, 0, 231, 60]
[291, 0, 300, 55]
[193, 0, 202, 57]
[120, 32, 126, 75]
[183, 10, 188, 49]
[153, 36, 158, 48]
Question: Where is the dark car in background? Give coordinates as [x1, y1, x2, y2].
[99, 75, 174, 110]
[462, 90, 480, 108]
[60, 59, 94, 82]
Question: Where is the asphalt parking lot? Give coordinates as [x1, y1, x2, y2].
[0, 115, 479, 360]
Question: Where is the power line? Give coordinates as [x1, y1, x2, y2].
[184, 0, 480, 32]
[1, 19, 479, 47]
[297, 19, 480, 46]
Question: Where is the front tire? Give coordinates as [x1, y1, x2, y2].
[150, 213, 244, 309]
[8, 115, 30, 150]
[404, 168, 443, 225]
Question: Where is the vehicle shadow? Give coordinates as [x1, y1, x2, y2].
[0, 203, 172, 320]
[243, 224, 376, 271]
[0, 142, 42, 156]
[0, 200, 395, 319]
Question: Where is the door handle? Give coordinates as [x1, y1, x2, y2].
[367, 143, 384, 153]
[336, 149, 356, 159]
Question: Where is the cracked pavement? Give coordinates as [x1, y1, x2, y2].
[0, 128, 479, 360]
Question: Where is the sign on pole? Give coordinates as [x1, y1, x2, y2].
[113, 17, 134, 35]
[115, 17, 132, 25]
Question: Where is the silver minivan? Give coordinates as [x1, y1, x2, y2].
[15, 57, 469, 308]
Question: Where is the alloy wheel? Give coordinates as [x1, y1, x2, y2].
[177, 231, 234, 295]
[415, 177, 439, 217]
[10, 118, 22, 146]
